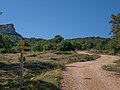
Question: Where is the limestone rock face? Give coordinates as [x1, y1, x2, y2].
[0, 24, 22, 37]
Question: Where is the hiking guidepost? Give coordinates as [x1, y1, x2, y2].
[20, 47, 23, 90]
[19, 40, 30, 90]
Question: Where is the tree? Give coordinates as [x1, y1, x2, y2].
[57, 41, 75, 51]
[105, 39, 118, 53]
[110, 13, 120, 52]
[110, 13, 120, 39]
[81, 41, 93, 50]
[51, 35, 64, 43]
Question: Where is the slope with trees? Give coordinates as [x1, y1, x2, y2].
[0, 13, 120, 54]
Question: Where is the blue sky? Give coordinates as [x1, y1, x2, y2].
[0, 0, 120, 39]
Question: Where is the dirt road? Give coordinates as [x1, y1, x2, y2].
[61, 51, 120, 90]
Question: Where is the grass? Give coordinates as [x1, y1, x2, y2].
[35, 69, 62, 89]
[0, 51, 100, 90]
[27, 54, 37, 57]
[102, 59, 120, 74]
[54, 51, 72, 55]
[67, 54, 100, 63]
[89, 49, 116, 55]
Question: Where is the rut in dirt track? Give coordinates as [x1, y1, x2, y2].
[61, 51, 120, 90]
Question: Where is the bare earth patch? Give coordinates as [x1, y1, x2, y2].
[61, 51, 120, 90]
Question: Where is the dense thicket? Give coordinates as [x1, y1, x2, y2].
[0, 34, 116, 53]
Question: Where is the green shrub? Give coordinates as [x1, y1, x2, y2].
[55, 51, 72, 55]
[102, 64, 117, 71]
[27, 54, 37, 57]
[68, 54, 100, 63]
[0, 48, 7, 53]
[53, 62, 64, 69]
[102, 59, 120, 74]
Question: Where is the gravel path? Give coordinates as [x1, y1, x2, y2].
[61, 51, 120, 90]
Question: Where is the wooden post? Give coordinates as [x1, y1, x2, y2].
[19, 40, 30, 89]
[20, 48, 23, 90]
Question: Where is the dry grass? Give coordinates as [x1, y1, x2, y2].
[35, 69, 62, 88]
[102, 59, 120, 74]
[0, 51, 100, 90]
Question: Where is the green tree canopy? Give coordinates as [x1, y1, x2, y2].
[57, 40, 75, 51]
[110, 13, 120, 39]
[51, 35, 64, 43]
[110, 13, 120, 52]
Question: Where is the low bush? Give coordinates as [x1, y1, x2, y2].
[55, 51, 72, 55]
[102, 64, 117, 71]
[27, 54, 37, 57]
[89, 50, 116, 55]
[68, 54, 100, 63]
[102, 59, 120, 74]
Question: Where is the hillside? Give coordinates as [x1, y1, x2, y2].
[0, 24, 23, 43]
[0, 23, 114, 53]
[0, 24, 22, 37]
[0, 24, 44, 44]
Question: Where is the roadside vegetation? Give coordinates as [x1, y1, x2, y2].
[0, 51, 100, 90]
[102, 59, 120, 75]
[1, 12, 120, 55]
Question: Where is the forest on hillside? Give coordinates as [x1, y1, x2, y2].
[0, 13, 120, 54]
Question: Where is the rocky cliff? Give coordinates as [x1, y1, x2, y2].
[0, 24, 22, 38]
[0, 24, 23, 43]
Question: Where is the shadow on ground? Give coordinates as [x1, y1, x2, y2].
[0, 62, 59, 90]
[0, 61, 54, 74]
[0, 79, 59, 90]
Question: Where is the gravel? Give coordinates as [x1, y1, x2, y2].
[61, 51, 120, 90]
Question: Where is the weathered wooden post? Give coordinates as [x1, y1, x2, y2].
[19, 40, 25, 90]
[19, 40, 30, 90]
